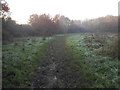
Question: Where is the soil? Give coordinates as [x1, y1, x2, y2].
[31, 36, 82, 88]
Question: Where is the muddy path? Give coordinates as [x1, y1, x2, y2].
[31, 36, 82, 88]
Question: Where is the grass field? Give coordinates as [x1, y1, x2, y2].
[66, 33, 119, 88]
[2, 33, 120, 88]
[2, 37, 53, 88]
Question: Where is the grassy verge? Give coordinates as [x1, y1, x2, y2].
[2, 37, 54, 88]
[66, 33, 119, 88]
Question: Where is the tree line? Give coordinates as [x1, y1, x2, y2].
[1, 0, 118, 42]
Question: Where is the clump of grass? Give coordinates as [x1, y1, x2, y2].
[84, 34, 119, 59]
[93, 40, 118, 59]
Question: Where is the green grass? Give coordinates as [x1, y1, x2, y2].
[66, 33, 119, 88]
[2, 37, 54, 88]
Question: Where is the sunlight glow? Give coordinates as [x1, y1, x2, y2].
[6, 0, 119, 24]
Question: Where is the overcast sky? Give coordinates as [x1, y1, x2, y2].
[6, 0, 119, 24]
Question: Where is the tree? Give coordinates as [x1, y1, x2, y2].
[0, 0, 10, 18]
[53, 15, 71, 34]
[58, 15, 70, 33]
[29, 14, 57, 40]
[81, 15, 118, 33]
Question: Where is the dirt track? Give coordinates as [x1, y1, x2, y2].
[31, 36, 82, 88]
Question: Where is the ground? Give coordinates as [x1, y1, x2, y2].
[31, 36, 82, 88]
[2, 34, 119, 88]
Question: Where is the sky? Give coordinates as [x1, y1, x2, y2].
[6, 0, 119, 24]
